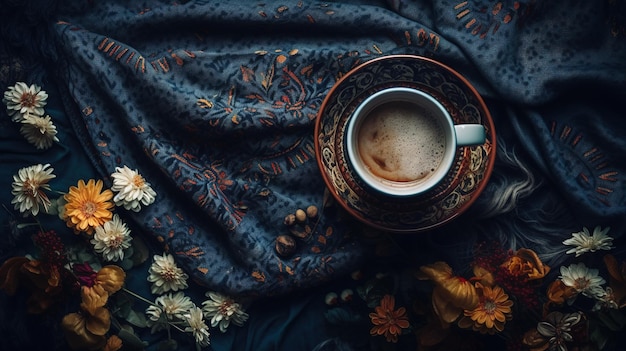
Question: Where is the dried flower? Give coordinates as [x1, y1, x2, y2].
[536, 311, 583, 351]
[91, 214, 132, 262]
[563, 226, 614, 257]
[63, 179, 114, 235]
[202, 291, 249, 333]
[62, 312, 108, 350]
[147, 253, 189, 295]
[419, 261, 478, 324]
[501, 248, 550, 281]
[603, 254, 626, 308]
[184, 306, 211, 347]
[95, 265, 126, 294]
[546, 279, 578, 306]
[110, 165, 156, 212]
[3, 82, 48, 121]
[10, 163, 56, 216]
[458, 282, 513, 334]
[19, 114, 59, 149]
[369, 294, 410, 343]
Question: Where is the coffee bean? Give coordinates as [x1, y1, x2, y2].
[306, 205, 318, 218]
[295, 209, 307, 223]
[275, 235, 297, 257]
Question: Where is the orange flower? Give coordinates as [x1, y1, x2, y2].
[0, 257, 66, 314]
[419, 261, 478, 324]
[0, 256, 30, 295]
[95, 265, 126, 294]
[458, 282, 513, 334]
[102, 335, 123, 351]
[63, 179, 114, 235]
[369, 295, 410, 343]
[61, 312, 108, 350]
[501, 248, 550, 281]
[546, 279, 578, 305]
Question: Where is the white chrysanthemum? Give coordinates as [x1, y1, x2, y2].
[201, 291, 249, 333]
[90, 214, 132, 262]
[146, 291, 196, 333]
[184, 306, 211, 347]
[19, 114, 59, 150]
[3, 82, 48, 121]
[559, 262, 606, 299]
[147, 253, 189, 294]
[110, 165, 157, 212]
[563, 226, 614, 257]
[10, 163, 56, 216]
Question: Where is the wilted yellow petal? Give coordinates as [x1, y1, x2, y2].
[432, 286, 463, 324]
[61, 312, 107, 350]
[0, 257, 29, 295]
[96, 265, 126, 294]
[419, 261, 453, 283]
[103, 335, 123, 351]
[85, 307, 111, 336]
[80, 285, 109, 314]
[472, 265, 495, 287]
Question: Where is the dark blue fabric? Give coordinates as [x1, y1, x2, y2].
[2, 0, 626, 350]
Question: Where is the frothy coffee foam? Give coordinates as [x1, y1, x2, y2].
[357, 101, 445, 182]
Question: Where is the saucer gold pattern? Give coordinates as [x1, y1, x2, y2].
[314, 55, 496, 233]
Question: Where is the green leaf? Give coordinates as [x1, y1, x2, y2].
[125, 309, 149, 328]
[117, 326, 149, 349]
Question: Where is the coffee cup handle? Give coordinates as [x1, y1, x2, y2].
[454, 124, 486, 147]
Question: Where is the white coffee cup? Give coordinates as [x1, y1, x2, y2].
[345, 87, 485, 197]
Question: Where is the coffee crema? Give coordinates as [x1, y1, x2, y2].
[356, 101, 446, 183]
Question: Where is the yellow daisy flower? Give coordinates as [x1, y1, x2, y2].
[458, 282, 513, 334]
[63, 179, 114, 235]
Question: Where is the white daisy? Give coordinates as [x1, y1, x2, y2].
[559, 262, 606, 299]
[146, 291, 196, 332]
[10, 163, 56, 216]
[151, 291, 195, 321]
[110, 165, 157, 212]
[3, 82, 48, 121]
[201, 291, 249, 333]
[184, 306, 211, 347]
[563, 226, 614, 257]
[19, 114, 59, 150]
[90, 214, 132, 262]
[147, 253, 189, 294]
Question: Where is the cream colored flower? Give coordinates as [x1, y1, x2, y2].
[146, 291, 196, 333]
[158, 292, 194, 320]
[201, 291, 249, 333]
[559, 262, 606, 299]
[110, 165, 156, 212]
[184, 306, 210, 347]
[11, 163, 56, 216]
[3, 82, 48, 121]
[563, 226, 614, 257]
[20, 114, 59, 149]
[147, 254, 189, 295]
[91, 214, 132, 262]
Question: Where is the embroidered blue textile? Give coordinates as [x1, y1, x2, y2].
[2, 0, 626, 350]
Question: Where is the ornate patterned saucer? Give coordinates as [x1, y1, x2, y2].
[314, 55, 496, 233]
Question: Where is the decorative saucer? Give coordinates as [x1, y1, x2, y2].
[314, 55, 496, 233]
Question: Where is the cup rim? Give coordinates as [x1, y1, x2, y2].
[313, 54, 497, 233]
[345, 87, 456, 198]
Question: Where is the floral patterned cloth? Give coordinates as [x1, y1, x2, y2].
[2, 0, 626, 350]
